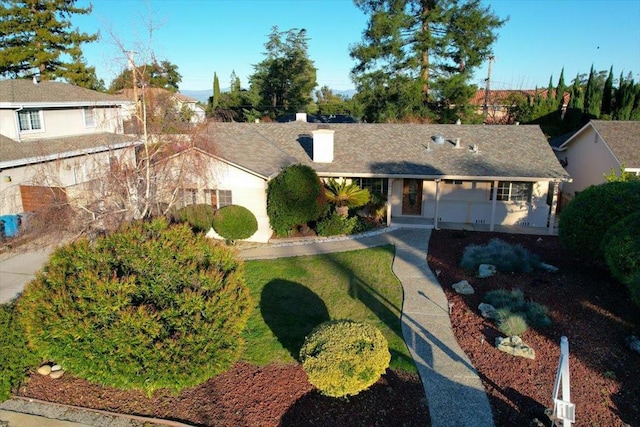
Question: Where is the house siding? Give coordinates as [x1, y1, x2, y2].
[558, 130, 620, 196]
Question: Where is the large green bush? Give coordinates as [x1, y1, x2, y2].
[267, 164, 327, 236]
[299, 320, 390, 398]
[17, 218, 251, 395]
[559, 181, 640, 259]
[460, 238, 542, 273]
[212, 205, 258, 241]
[0, 303, 38, 401]
[172, 203, 216, 233]
[316, 212, 358, 237]
[601, 211, 640, 306]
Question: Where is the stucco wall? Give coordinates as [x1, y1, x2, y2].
[0, 106, 124, 140]
[559, 130, 619, 196]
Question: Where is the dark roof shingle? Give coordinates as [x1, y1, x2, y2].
[0, 79, 129, 105]
[590, 120, 640, 167]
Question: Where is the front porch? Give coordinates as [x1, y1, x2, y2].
[390, 216, 557, 236]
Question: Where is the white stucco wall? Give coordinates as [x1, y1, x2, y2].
[0, 106, 124, 140]
[389, 178, 551, 228]
[558, 129, 619, 196]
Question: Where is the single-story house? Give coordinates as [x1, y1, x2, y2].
[552, 120, 640, 200]
[173, 115, 569, 242]
[0, 79, 138, 217]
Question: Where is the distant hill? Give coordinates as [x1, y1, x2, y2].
[180, 89, 211, 104]
[181, 88, 357, 104]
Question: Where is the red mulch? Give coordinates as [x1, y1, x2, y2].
[428, 229, 640, 426]
[15, 229, 640, 426]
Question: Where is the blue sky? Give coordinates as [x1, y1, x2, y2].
[75, 0, 640, 92]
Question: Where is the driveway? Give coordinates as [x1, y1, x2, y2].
[0, 246, 54, 304]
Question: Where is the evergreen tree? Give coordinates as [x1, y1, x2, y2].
[212, 72, 220, 111]
[350, 0, 506, 122]
[601, 66, 614, 116]
[0, 0, 98, 81]
[108, 60, 182, 93]
[569, 73, 584, 110]
[556, 67, 566, 109]
[613, 72, 636, 120]
[249, 26, 317, 119]
[583, 65, 601, 118]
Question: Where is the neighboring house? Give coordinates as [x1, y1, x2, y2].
[552, 120, 640, 202]
[472, 89, 570, 124]
[0, 79, 137, 217]
[277, 112, 359, 123]
[170, 114, 569, 242]
[118, 88, 206, 128]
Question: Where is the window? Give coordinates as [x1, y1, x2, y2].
[218, 190, 232, 208]
[491, 182, 532, 202]
[356, 178, 388, 196]
[204, 189, 232, 209]
[18, 109, 42, 131]
[180, 188, 198, 207]
[84, 108, 96, 127]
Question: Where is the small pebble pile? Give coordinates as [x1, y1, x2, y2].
[37, 363, 64, 379]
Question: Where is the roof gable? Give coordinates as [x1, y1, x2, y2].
[590, 120, 640, 168]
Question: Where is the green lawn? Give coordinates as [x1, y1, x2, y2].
[241, 245, 417, 373]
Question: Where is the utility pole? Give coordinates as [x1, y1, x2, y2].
[483, 55, 495, 117]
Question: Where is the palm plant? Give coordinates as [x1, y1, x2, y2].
[324, 178, 371, 217]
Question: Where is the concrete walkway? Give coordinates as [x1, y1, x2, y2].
[0, 246, 54, 304]
[239, 226, 495, 426]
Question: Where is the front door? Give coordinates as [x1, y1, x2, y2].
[402, 179, 423, 215]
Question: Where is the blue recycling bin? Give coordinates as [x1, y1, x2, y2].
[0, 214, 20, 237]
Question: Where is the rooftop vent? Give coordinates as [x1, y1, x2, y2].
[296, 112, 307, 122]
[455, 119, 461, 125]
[312, 128, 334, 163]
[434, 135, 445, 144]
[454, 138, 461, 148]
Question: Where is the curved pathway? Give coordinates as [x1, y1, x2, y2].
[239, 227, 495, 426]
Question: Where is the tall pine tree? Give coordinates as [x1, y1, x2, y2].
[556, 67, 566, 110]
[212, 72, 220, 111]
[350, 0, 506, 122]
[0, 0, 98, 82]
[583, 65, 601, 118]
[600, 66, 614, 116]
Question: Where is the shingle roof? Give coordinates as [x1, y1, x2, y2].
[198, 122, 569, 181]
[590, 120, 640, 167]
[0, 79, 129, 105]
[1, 133, 138, 168]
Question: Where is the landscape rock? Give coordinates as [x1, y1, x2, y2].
[452, 280, 474, 295]
[495, 336, 535, 359]
[478, 302, 499, 320]
[37, 364, 52, 376]
[51, 364, 62, 372]
[626, 335, 640, 354]
[49, 369, 65, 379]
[538, 262, 559, 273]
[478, 264, 497, 278]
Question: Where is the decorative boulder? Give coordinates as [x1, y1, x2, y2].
[478, 264, 497, 278]
[37, 364, 52, 376]
[452, 280, 475, 295]
[495, 336, 535, 359]
[538, 262, 559, 273]
[626, 335, 640, 355]
[478, 302, 499, 320]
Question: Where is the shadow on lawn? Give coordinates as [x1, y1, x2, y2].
[260, 279, 330, 359]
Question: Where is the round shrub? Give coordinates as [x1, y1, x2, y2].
[601, 211, 640, 304]
[172, 203, 216, 233]
[460, 238, 541, 273]
[299, 320, 390, 398]
[316, 212, 358, 237]
[497, 311, 528, 337]
[0, 303, 38, 401]
[559, 181, 640, 259]
[17, 218, 251, 395]
[212, 205, 258, 241]
[267, 164, 327, 236]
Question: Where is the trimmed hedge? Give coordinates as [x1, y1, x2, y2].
[17, 218, 251, 395]
[559, 181, 640, 259]
[0, 303, 38, 401]
[299, 320, 390, 398]
[172, 203, 216, 233]
[212, 205, 258, 241]
[267, 164, 327, 236]
[601, 211, 640, 306]
[317, 212, 358, 237]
